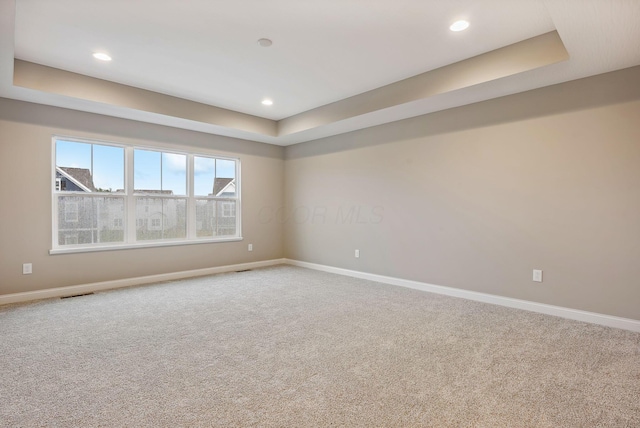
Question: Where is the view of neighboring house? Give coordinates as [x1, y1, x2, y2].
[56, 167, 125, 245]
[55, 166, 97, 192]
[56, 167, 237, 245]
[212, 177, 235, 197]
[134, 190, 185, 241]
[195, 177, 237, 238]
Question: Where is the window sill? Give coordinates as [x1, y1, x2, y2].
[49, 236, 243, 255]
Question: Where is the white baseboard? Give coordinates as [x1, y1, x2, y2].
[5, 257, 639, 333]
[0, 259, 287, 306]
[284, 259, 640, 333]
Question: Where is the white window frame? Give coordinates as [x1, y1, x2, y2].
[51, 135, 242, 254]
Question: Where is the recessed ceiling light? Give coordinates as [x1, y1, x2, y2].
[257, 38, 273, 47]
[92, 52, 112, 61]
[450, 20, 470, 32]
[262, 99, 273, 106]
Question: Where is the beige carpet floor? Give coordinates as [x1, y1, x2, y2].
[1, 265, 639, 427]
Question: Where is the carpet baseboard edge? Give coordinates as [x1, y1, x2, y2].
[284, 259, 640, 333]
[0, 259, 287, 306]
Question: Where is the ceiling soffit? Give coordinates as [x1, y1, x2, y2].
[13, 31, 567, 143]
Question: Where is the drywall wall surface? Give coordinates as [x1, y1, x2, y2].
[0, 98, 284, 295]
[284, 69, 640, 320]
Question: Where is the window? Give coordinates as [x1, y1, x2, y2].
[52, 137, 241, 252]
[194, 156, 238, 237]
[134, 149, 187, 241]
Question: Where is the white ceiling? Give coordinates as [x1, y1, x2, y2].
[1, 0, 640, 145]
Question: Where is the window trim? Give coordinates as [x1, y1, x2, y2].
[51, 135, 242, 254]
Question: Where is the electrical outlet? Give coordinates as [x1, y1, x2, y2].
[248, 244, 253, 251]
[355, 249, 360, 258]
[23, 263, 32, 275]
[533, 269, 543, 283]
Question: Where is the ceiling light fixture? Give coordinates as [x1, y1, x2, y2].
[262, 99, 273, 106]
[92, 52, 112, 61]
[450, 20, 470, 32]
[257, 38, 273, 47]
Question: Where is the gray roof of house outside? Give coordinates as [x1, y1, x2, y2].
[59, 167, 96, 191]
[213, 178, 234, 196]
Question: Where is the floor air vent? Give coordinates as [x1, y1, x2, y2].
[61, 292, 95, 299]
[236, 269, 252, 273]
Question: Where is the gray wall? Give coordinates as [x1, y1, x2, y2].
[284, 67, 640, 320]
[0, 99, 284, 295]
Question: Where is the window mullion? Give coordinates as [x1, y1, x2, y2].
[236, 159, 242, 238]
[126, 146, 136, 243]
[187, 154, 196, 239]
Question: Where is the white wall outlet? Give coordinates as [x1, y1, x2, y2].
[248, 244, 253, 251]
[533, 269, 543, 282]
[23, 263, 32, 275]
[355, 249, 360, 258]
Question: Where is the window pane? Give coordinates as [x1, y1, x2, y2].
[215, 159, 236, 197]
[100, 198, 126, 242]
[93, 145, 124, 193]
[57, 196, 125, 245]
[162, 153, 186, 196]
[56, 140, 123, 193]
[134, 149, 186, 196]
[217, 200, 237, 236]
[134, 149, 161, 192]
[164, 199, 186, 239]
[195, 199, 215, 237]
[195, 199, 237, 237]
[56, 140, 91, 171]
[194, 157, 237, 197]
[136, 197, 186, 240]
[194, 156, 216, 196]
